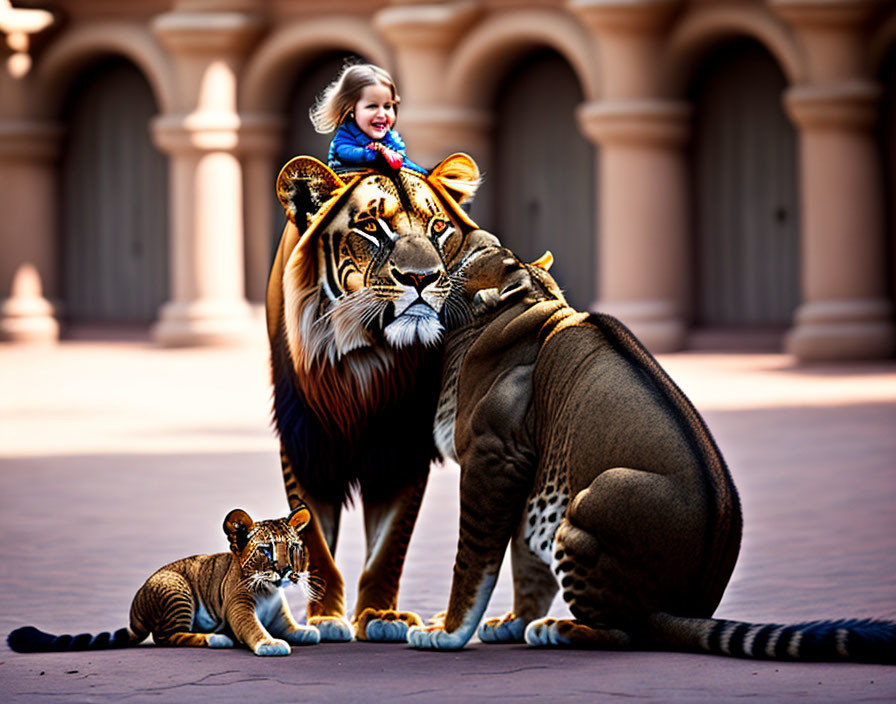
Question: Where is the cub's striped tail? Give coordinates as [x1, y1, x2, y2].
[648, 613, 896, 664]
[7, 625, 141, 653]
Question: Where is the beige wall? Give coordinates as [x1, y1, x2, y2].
[1, 0, 894, 360]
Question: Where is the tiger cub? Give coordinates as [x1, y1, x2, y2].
[7, 505, 325, 656]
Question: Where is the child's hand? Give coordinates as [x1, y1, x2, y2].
[366, 142, 403, 170]
[380, 147, 404, 170]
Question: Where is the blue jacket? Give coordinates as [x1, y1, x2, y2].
[328, 121, 428, 174]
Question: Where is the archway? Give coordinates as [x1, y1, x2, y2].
[490, 49, 596, 312]
[60, 56, 168, 324]
[689, 39, 799, 330]
[269, 52, 359, 256]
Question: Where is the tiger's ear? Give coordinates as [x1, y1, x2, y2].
[429, 153, 481, 205]
[287, 502, 312, 532]
[276, 156, 346, 228]
[223, 509, 254, 553]
[531, 250, 553, 271]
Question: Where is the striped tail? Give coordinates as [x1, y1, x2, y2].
[648, 613, 896, 664]
[7, 625, 139, 653]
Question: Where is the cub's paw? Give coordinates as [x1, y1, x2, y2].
[206, 634, 235, 648]
[479, 613, 526, 643]
[356, 608, 423, 643]
[525, 618, 571, 647]
[282, 624, 321, 646]
[407, 624, 468, 650]
[309, 616, 353, 642]
[253, 638, 291, 656]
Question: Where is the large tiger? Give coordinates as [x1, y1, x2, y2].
[408, 244, 896, 663]
[7, 505, 321, 656]
[268, 154, 495, 641]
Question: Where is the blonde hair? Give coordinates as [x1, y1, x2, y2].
[310, 63, 401, 134]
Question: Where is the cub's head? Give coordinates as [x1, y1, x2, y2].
[275, 154, 482, 363]
[223, 504, 321, 598]
[448, 244, 563, 324]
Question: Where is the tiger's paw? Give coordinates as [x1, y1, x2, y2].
[356, 608, 423, 642]
[282, 624, 321, 646]
[407, 624, 468, 650]
[206, 634, 235, 648]
[524, 618, 631, 649]
[479, 613, 526, 643]
[253, 638, 291, 656]
[524, 618, 571, 647]
[309, 616, 353, 642]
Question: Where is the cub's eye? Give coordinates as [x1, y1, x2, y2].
[362, 220, 377, 233]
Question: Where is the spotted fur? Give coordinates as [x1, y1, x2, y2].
[409, 245, 896, 664]
[268, 154, 493, 641]
[8, 506, 323, 656]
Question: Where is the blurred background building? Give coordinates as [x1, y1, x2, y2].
[0, 0, 894, 361]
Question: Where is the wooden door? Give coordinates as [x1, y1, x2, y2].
[61, 57, 168, 323]
[491, 50, 596, 312]
[690, 40, 799, 327]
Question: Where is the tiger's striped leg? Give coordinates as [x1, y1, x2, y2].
[354, 474, 428, 642]
[480, 529, 558, 643]
[281, 449, 352, 642]
[131, 572, 234, 650]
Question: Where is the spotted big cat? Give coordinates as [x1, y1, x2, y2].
[268, 154, 492, 641]
[8, 505, 321, 656]
[409, 244, 896, 663]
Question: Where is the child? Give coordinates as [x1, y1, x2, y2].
[310, 63, 427, 174]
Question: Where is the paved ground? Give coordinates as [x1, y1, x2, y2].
[1, 334, 895, 702]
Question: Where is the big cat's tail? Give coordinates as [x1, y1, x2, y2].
[7, 625, 142, 653]
[648, 613, 896, 664]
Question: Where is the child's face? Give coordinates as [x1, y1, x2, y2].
[353, 83, 396, 141]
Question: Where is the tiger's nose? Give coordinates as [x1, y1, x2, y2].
[392, 268, 441, 292]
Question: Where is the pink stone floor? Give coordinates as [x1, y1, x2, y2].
[1, 336, 894, 702]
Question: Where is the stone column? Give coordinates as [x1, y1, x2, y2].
[149, 8, 264, 346]
[572, 0, 689, 352]
[775, 0, 894, 360]
[578, 100, 691, 352]
[0, 120, 63, 343]
[239, 112, 285, 304]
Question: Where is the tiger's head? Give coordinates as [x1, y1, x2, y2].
[223, 505, 321, 598]
[269, 154, 490, 435]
